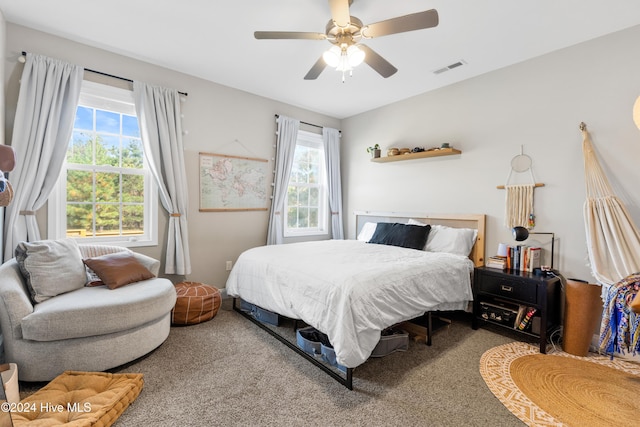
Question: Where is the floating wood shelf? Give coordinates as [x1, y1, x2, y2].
[371, 148, 461, 163]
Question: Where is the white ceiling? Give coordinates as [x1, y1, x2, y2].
[2, 0, 640, 119]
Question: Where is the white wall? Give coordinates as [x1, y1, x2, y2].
[341, 24, 640, 283]
[4, 21, 640, 289]
[3, 23, 340, 287]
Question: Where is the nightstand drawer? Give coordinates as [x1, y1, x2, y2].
[478, 276, 537, 304]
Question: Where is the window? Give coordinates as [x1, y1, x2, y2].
[49, 81, 157, 247]
[284, 130, 328, 237]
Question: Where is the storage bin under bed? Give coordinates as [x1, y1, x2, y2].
[239, 299, 280, 326]
[296, 326, 409, 372]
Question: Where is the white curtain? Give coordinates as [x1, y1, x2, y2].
[133, 81, 191, 275]
[3, 53, 83, 261]
[581, 127, 640, 287]
[266, 116, 299, 245]
[323, 127, 344, 239]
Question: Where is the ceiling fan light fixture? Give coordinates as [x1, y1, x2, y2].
[322, 45, 342, 67]
[347, 45, 365, 67]
[323, 44, 364, 74]
[334, 48, 353, 75]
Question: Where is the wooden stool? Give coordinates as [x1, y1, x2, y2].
[172, 282, 221, 325]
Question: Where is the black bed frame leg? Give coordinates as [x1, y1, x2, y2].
[426, 311, 432, 346]
[232, 297, 354, 390]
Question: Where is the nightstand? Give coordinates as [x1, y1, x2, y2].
[472, 267, 561, 353]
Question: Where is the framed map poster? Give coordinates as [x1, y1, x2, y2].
[199, 152, 269, 212]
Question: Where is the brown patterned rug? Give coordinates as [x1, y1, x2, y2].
[480, 342, 640, 426]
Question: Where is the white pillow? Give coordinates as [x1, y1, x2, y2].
[427, 225, 478, 256]
[407, 219, 478, 256]
[14, 238, 87, 303]
[357, 222, 378, 242]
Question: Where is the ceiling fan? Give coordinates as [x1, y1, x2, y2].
[254, 0, 439, 80]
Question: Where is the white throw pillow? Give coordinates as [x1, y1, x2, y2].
[357, 222, 378, 242]
[427, 225, 478, 256]
[408, 219, 478, 256]
[14, 238, 87, 303]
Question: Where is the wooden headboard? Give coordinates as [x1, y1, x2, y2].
[354, 211, 486, 267]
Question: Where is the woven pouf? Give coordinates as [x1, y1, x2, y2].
[172, 282, 221, 325]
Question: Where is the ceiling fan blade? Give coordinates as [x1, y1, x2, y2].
[328, 0, 351, 28]
[359, 44, 397, 78]
[254, 31, 327, 40]
[362, 9, 439, 38]
[304, 56, 328, 80]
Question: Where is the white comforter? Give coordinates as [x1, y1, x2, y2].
[225, 240, 474, 368]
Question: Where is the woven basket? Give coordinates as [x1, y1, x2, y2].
[0, 177, 13, 207]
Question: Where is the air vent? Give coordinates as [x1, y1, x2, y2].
[432, 60, 466, 75]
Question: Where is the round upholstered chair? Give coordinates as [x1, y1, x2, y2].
[172, 282, 222, 325]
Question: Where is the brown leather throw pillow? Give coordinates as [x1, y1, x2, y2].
[0, 145, 16, 172]
[83, 251, 155, 289]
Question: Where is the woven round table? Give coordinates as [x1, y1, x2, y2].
[171, 282, 221, 325]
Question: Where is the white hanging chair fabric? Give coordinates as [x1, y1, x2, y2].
[581, 127, 640, 287]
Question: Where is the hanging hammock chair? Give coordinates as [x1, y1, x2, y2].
[580, 122, 640, 355]
[581, 122, 640, 286]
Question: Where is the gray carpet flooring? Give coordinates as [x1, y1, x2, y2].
[36, 299, 531, 426]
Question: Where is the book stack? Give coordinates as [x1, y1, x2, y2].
[485, 256, 507, 270]
[505, 245, 542, 272]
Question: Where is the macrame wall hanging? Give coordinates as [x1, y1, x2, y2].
[497, 147, 544, 229]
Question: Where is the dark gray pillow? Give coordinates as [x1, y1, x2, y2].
[14, 238, 87, 303]
[367, 223, 432, 250]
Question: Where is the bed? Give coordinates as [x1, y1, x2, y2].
[226, 211, 485, 388]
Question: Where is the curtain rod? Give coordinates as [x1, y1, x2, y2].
[274, 114, 340, 133]
[21, 51, 188, 97]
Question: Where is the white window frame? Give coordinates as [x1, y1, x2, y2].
[48, 81, 157, 247]
[283, 130, 328, 237]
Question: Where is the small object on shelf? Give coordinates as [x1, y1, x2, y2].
[497, 243, 508, 258]
[514, 305, 527, 327]
[366, 144, 381, 158]
[486, 256, 506, 270]
[480, 301, 519, 326]
[387, 148, 399, 156]
[517, 307, 537, 331]
[399, 148, 411, 155]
